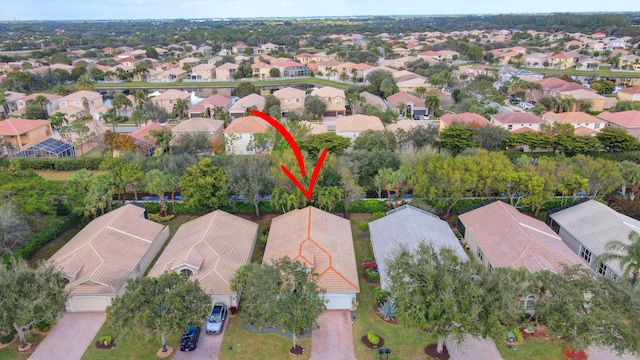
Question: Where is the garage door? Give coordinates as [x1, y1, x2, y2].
[325, 293, 353, 310]
[67, 296, 112, 312]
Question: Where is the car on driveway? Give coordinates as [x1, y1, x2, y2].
[206, 303, 227, 334]
[180, 326, 201, 351]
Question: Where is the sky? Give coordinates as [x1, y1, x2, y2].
[3, 0, 638, 21]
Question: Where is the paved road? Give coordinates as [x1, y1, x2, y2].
[29, 312, 105, 360]
[310, 310, 355, 360]
[173, 321, 226, 360]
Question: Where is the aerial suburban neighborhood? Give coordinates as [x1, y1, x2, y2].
[2, 11, 640, 360]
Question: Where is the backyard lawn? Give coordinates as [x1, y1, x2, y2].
[35, 170, 105, 183]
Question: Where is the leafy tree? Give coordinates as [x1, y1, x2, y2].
[352, 129, 397, 152]
[387, 243, 484, 354]
[145, 169, 171, 216]
[596, 126, 638, 152]
[300, 132, 351, 156]
[23, 100, 48, 120]
[348, 149, 400, 189]
[232, 257, 327, 353]
[473, 125, 509, 151]
[145, 47, 159, 59]
[233, 61, 253, 80]
[69, 122, 92, 156]
[269, 68, 281, 78]
[106, 272, 211, 354]
[180, 158, 228, 212]
[0, 203, 30, 258]
[224, 155, 273, 217]
[130, 108, 148, 128]
[143, 101, 171, 123]
[304, 95, 327, 119]
[598, 230, 640, 286]
[337, 164, 364, 213]
[395, 125, 439, 151]
[171, 132, 211, 155]
[439, 123, 477, 155]
[614, 101, 640, 112]
[66, 169, 115, 218]
[236, 82, 257, 98]
[147, 127, 173, 153]
[572, 154, 623, 199]
[0, 259, 68, 349]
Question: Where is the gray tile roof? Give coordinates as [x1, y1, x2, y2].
[369, 205, 467, 290]
[549, 200, 640, 275]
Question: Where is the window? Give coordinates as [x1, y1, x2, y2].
[226, 145, 232, 153]
[337, 99, 342, 104]
[249, 134, 254, 140]
[507, 125, 513, 130]
[579, 246, 592, 264]
[477, 248, 484, 262]
[488, 263, 493, 272]
[611, 272, 619, 281]
[296, 98, 300, 103]
[169, 100, 173, 104]
[597, 263, 607, 276]
[180, 268, 193, 278]
[518, 295, 536, 311]
[595, 124, 600, 129]
[246, 145, 254, 152]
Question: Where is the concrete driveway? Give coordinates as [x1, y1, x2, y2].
[29, 312, 105, 360]
[173, 320, 226, 360]
[446, 334, 503, 360]
[586, 346, 640, 360]
[310, 310, 355, 360]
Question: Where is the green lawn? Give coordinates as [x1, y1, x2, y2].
[218, 316, 311, 360]
[35, 170, 105, 183]
[0, 333, 45, 360]
[81, 325, 181, 360]
[496, 336, 569, 360]
[349, 213, 440, 360]
[95, 77, 352, 90]
[525, 66, 640, 78]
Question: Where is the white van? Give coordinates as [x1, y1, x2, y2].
[519, 102, 534, 110]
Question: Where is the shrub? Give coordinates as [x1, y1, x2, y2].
[365, 268, 380, 282]
[147, 213, 175, 222]
[260, 234, 268, 245]
[370, 211, 386, 221]
[257, 325, 264, 331]
[9, 213, 82, 261]
[373, 286, 388, 304]
[513, 328, 523, 343]
[363, 261, 377, 270]
[34, 321, 52, 333]
[99, 335, 112, 345]
[0, 330, 16, 344]
[377, 301, 397, 320]
[348, 199, 390, 213]
[358, 222, 369, 232]
[262, 227, 270, 235]
[1, 157, 104, 171]
[367, 330, 380, 346]
[229, 306, 238, 315]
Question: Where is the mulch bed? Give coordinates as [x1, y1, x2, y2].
[563, 348, 587, 360]
[372, 304, 399, 325]
[364, 277, 380, 285]
[95, 340, 116, 349]
[520, 327, 534, 341]
[289, 345, 305, 356]
[424, 343, 450, 360]
[361, 335, 385, 349]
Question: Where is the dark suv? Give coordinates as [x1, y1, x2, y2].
[179, 326, 201, 352]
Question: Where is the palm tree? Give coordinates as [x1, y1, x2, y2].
[396, 101, 407, 118]
[75, 75, 95, 91]
[111, 93, 133, 117]
[172, 98, 190, 119]
[598, 231, 640, 286]
[100, 108, 118, 132]
[48, 112, 68, 132]
[424, 91, 441, 118]
[34, 95, 49, 110]
[145, 169, 171, 216]
[52, 85, 70, 96]
[133, 90, 148, 109]
[415, 87, 427, 101]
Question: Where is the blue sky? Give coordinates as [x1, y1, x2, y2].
[4, 0, 637, 21]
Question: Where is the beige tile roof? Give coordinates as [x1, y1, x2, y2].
[597, 110, 640, 128]
[228, 94, 265, 114]
[541, 111, 605, 125]
[299, 120, 328, 134]
[59, 90, 102, 103]
[147, 210, 258, 295]
[152, 89, 190, 101]
[264, 207, 359, 293]
[224, 115, 270, 134]
[441, 112, 492, 127]
[491, 112, 545, 124]
[188, 94, 232, 114]
[18, 93, 62, 102]
[336, 114, 384, 132]
[386, 91, 426, 108]
[129, 122, 166, 144]
[359, 91, 388, 111]
[50, 204, 167, 295]
[459, 201, 586, 273]
[171, 117, 224, 134]
[311, 86, 345, 99]
[273, 87, 306, 99]
[0, 118, 50, 135]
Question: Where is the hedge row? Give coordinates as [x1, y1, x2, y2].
[11, 214, 83, 261]
[0, 157, 104, 171]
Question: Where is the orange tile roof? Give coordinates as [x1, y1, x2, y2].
[264, 207, 359, 293]
[492, 112, 545, 124]
[129, 122, 166, 144]
[223, 115, 270, 134]
[597, 110, 640, 128]
[336, 114, 385, 132]
[386, 91, 426, 108]
[441, 112, 491, 127]
[459, 201, 586, 273]
[147, 210, 258, 295]
[541, 111, 605, 125]
[0, 118, 50, 135]
[618, 86, 640, 95]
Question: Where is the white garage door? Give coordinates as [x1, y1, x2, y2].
[325, 293, 353, 310]
[67, 296, 112, 312]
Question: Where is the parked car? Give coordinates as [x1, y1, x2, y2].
[206, 303, 228, 334]
[519, 101, 534, 110]
[508, 98, 520, 105]
[179, 327, 201, 351]
[413, 114, 420, 120]
[422, 114, 430, 120]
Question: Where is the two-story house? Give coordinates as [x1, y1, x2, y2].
[273, 87, 306, 116]
[0, 118, 52, 156]
[150, 89, 190, 113]
[223, 116, 270, 155]
[16, 93, 62, 116]
[310, 86, 346, 117]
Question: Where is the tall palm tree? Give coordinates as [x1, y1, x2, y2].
[100, 108, 118, 132]
[75, 75, 95, 91]
[48, 112, 68, 132]
[172, 98, 189, 119]
[415, 87, 427, 101]
[111, 93, 133, 117]
[424, 91, 441, 118]
[133, 90, 148, 109]
[598, 231, 640, 286]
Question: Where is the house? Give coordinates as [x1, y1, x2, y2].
[189, 63, 216, 81]
[459, 200, 585, 273]
[617, 87, 640, 102]
[299, 120, 328, 134]
[259, 42, 279, 54]
[223, 115, 270, 155]
[231, 43, 250, 54]
[359, 91, 388, 112]
[440, 112, 492, 132]
[198, 45, 213, 56]
[150, 67, 188, 82]
[171, 117, 224, 151]
[597, 110, 640, 139]
[147, 210, 258, 307]
[0, 118, 52, 156]
[251, 62, 273, 79]
[215, 62, 239, 81]
[264, 207, 359, 310]
[150, 89, 190, 113]
[16, 93, 62, 116]
[50, 204, 169, 312]
[273, 87, 306, 114]
[57, 90, 103, 119]
[524, 53, 550, 68]
[541, 112, 605, 133]
[310, 86, 346, 117]
[547, 199, 640, 281]
[228, 93, 265, 118]
[275, 60, 311, 78]
[386, 91, 427, 117]
[187, 93, 231, 118]
[491, 112, 546, 132]
[129, 122, 169, 156]
[559, 89, 607, 112]
[369, 205, 468, 291]
[335, 114, 384, 139]
[548, 52, 575, 69]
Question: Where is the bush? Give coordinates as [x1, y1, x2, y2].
[0, 157, 104, 171]
[34, 321, 52, 333]
[99, 335, 112, 345]
[370, 211, 386, 221]
[373, 286, 388, 304]
[260, 234, 268, 245]
[513, 328, 523, 343]
[0, 330, 16, 344]
[348, 200, 390, 213]
[363, 261, 377, 270]
[358, 222, 369, 232]
[9, 213, 82, 261]
[377, 301, 397, 320]
[367, 330, 380, 346]
[147, 213, 175, 222]
[365, 268, 380, 282]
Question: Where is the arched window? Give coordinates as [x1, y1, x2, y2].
[180, 268, 193, 278]
[518, 294, 536, 312]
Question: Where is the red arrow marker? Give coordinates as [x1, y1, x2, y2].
[248, 110, 328, 200]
